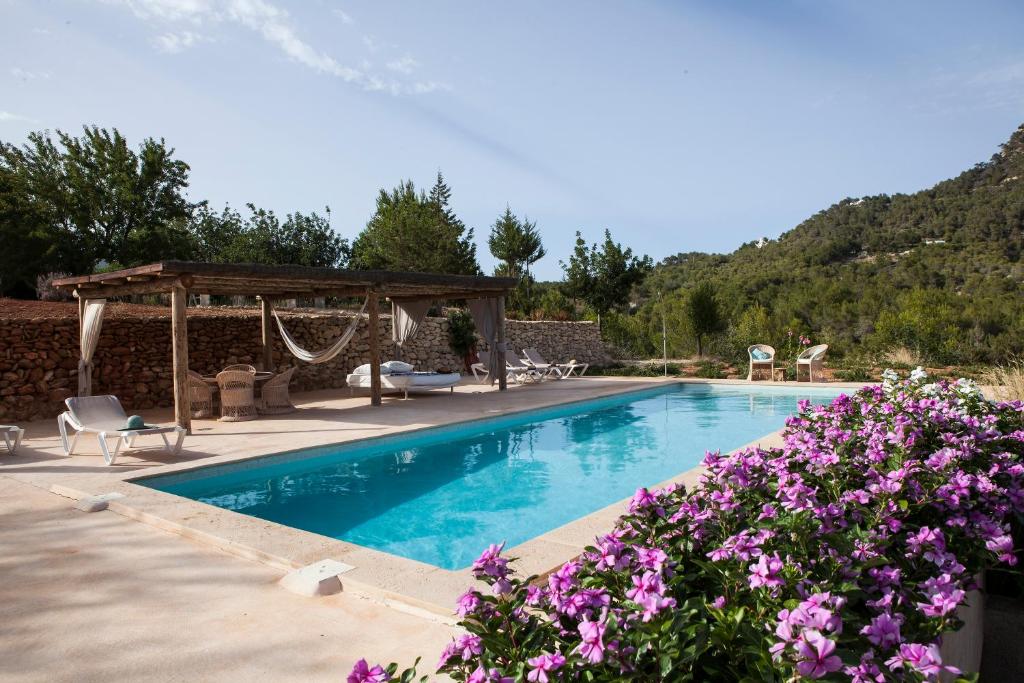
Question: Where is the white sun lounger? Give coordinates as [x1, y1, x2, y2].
[522, 348, 588, 378]
[1, 425, 24, 454]
[505, 351, 543, 384]
[57, 395, 186, 465]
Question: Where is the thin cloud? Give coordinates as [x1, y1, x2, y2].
[0, 110, 37, 123]
[332, 8, 353, 25]
[10, 67, 52, 82]
[102, 0, 445, 95]
[386, 56, 418, 75]
[154, 30, 203, 53]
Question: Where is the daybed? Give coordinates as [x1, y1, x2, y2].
[347, 361, 461, 399]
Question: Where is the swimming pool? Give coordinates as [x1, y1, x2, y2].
[142, 383, 845, 570]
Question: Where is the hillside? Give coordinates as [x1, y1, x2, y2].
[638, 123, 1024, 364]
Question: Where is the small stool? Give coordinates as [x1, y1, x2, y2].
[773, 368, 787, 382]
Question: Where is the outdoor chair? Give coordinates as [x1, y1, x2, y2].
[747, 344, 776, 381]
[524, 348, 589, 378]
[1, 425, 24, 454]
[796, 344, 829, 382]
[521, 348, 564, 379]
[471, 351, 490, 383]
[188, 370, 214, 418]
[223, 364, 256, 374]
[217, 369, 259, 421]
[505, 351, 542, 384]
[57, 395, 185, 466]
[260, 366, 297, 414]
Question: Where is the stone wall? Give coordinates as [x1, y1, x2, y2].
[0, 309, 609, 423]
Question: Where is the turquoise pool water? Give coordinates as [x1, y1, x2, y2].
[142, 384, 844, 570]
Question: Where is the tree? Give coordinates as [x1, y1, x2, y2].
[351, 173, 480, 274]
[683, 282, 724, 357]
[0, 126, 194, 277]
[0, 166, 57, 296]
[488, 206, 546, 314]
[189, 203, 348, 267]
[561, 230, 652, 326]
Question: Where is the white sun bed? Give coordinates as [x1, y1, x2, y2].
[346, 370, 462, 399]
[57, 395, 186, 466]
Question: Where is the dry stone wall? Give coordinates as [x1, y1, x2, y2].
[0, 309, 609, 423]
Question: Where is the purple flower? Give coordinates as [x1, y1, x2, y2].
[748, 553, 784, 590]
[472, 542, 509, 580]
[885, 643, 961, 678]
[860, 612, 901, 649]
[794, 630, 842, 679]
[526, 652, 565, 683]
[455, 634, 482, 661]
[347, 659, 390, 683]
[467, 666, 513, 683]
[635, 546, 668, 571]
[575, 617, 607, 663]
[456, 590, 481, 617]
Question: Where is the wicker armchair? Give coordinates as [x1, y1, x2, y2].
[216, 370, 259, 422]
[223, 364, 256, 374]
[188, 370, 215, 418]
[796, 344, 829, 382]
[747, 344, 776, 381]
[260, 367, 296, 415]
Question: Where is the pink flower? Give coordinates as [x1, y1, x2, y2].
[347, 659, 390, 683]
[575, 617, 607, 663]
[885, 643, 961, 678]
[748, 553, 784, 590]
[526, 652, 565, 683]
[794, 630, 842, 679]
[860, 613, 901, 649]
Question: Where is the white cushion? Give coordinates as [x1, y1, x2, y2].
[352, 364, 390, 376]
[382, 360, 415, 373]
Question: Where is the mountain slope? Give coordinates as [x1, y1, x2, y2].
[641, 123, 1024, 363]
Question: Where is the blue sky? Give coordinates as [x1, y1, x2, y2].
[2, 0, 1023, 279]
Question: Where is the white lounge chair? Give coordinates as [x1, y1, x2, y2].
[796, 344, 829, 382]
[522, 348, 588, 378]
[747, 344, 776, 381]
[1, 425, 24, 454]
[57, 395, 186, 466]
[505, 351, 542, 384]
[471, 351, 491, 383]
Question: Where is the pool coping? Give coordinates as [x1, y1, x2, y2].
[43, 378, 864, 617]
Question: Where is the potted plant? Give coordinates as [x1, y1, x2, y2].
[447, 309, 478, 373]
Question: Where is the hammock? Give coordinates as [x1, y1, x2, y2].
[272, 297, 368, 364]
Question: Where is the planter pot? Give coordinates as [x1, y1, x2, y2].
[940, 579, 984, 682]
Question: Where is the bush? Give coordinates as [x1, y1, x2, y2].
[447, 310, 477, 368]
[834, 366, 874, 382]
[694, 360, 725, 378]
[354, 371, 1024, 682]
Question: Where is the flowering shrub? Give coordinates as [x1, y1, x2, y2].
[351, 371, 1024, 682]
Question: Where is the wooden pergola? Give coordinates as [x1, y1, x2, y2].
[53, 261, 516, 432]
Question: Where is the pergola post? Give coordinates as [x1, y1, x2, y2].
[260, 295, 274, 372]
[496, 296, 508, 391]
[368, 290, 382, 406]
[171, 282, 191, 433]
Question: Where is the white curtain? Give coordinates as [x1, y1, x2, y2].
[273, 298, 368, 364]
[78, 299, 106, 396]
[391, 299, 432, 361]
[468, 297, 505, 384]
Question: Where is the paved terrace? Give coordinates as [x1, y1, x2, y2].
[0, 376, 858, 681]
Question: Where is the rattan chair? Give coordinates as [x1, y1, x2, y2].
[216, 369, 259, 422]
[223, 364, 256, 374]
[747, 344, 776, 381]
[796, 344, 829, 382]
[260, 367, 296, 414]
[188, 370, 215, 418]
